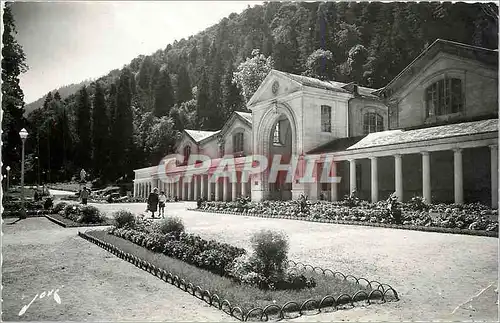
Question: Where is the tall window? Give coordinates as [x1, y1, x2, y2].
[233, 132, 244, 153]
[183, 145, 191, 164]
[363, 112, 384, 135]
[273, 121, 282, 145]
[425, 78, 463, 117]
[321, 105, 332, 132]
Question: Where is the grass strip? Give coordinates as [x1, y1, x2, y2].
[45, 214, 113, 228]
[86, 229, 380, 317]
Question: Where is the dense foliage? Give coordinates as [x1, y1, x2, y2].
[57, 203, 106, 224]
[2, 3, 28, 178]
[19, 2, 498, 186]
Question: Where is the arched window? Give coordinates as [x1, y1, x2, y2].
[363, 112, 384, 135]
[425, 78, 463, 117]
[233, 132, 244, 153]
[273, 121, 282, 146]
[183, 145, 191, 164]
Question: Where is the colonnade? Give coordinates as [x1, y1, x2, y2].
[134, 172, 252, 202]
[327, 145, 498, 208]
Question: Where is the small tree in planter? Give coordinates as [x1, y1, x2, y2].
[227, 229, 316, 290]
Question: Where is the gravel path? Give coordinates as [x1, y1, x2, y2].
[92, 202, 499, 322]
[2, 217, 235, 322]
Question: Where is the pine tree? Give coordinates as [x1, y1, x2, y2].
[196, 69, 210, 129]
[76, 86, 92, 170]
[2, 3, 28, 174]
[153, 67, 175, 117]
[222, 61, 246, 120]
[176, 65, 192, 104]
[111, 68, 134, 179]
[91, 82, 109, 178]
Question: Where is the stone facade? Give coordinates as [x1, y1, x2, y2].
[133, 39, 499, 208]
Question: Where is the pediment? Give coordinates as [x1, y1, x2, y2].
[247, 70, 302, 107]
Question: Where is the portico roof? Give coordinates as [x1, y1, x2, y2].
[184, 129, 220, 143]
[347, 119, 498, 150]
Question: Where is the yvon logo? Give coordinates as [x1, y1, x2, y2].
[18, 286, 63, 316]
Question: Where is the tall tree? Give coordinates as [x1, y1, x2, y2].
[91, 82, 109, 177]
[222, 61, 246, 120]
[76, 85, 92, 170]
[2, 4, 28, 173]
[111, 68, 134, 179]
[176, 64, 192, 104]
[153, 67, 175, 117]
[196, 69, 210, 129]
[303, 49, 336, 80]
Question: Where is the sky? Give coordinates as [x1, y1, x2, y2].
[9, 1, 262, 104]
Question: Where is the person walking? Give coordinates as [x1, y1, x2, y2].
[81, 186, 89, 205]
[158, 191, 167, 218]
[147, 187, 159, 219]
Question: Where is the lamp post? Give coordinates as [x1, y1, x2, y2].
[34, 156, 40, 190]
[19, 128, 28, 219]
[6, 165, 11, 191]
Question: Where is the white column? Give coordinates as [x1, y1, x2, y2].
[395, 154, 403, 202]
[208, 175, 213, 201]
[331, 161, 338, 202]
[453, 148, 464, 204]
[490, 145, 498, 208]
[188, 177, 193, 201]
[194, 176, 199, 200]
[241, 172, 248, 198]
[215, 178, 221, 201]
[232, 174, 238, 201]
[370, 157, 379, 203]
[349, 159, 356, 193]
[422, 152, 431, 204]
[223, 178, 229, 201]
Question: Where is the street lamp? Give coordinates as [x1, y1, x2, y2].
[19, 128, 28, 219]
[34, 156, 40, 190]
[6, 165, 11, 191]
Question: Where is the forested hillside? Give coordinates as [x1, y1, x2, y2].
[24, 79, 94, 116]
[24, 2, 498, 185]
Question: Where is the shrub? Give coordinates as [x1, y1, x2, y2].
[63, 204, 81, 222]
[79, 205, 104, 223]
[44, 197, 54, 210]
[53, 202, 68, 213]
[113, 210, 136, 228]
[159, 217, 185, 236]
[250, 229, 289, 279]
[407, 196, 429, 212]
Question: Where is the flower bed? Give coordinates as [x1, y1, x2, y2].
[82, 229, 398, 321]
[195, 197, 498, 236]
[45, 202, 111, 227]
[2, 197, 54, 218]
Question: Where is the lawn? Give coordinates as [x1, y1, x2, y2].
[86, 229, 394, 320]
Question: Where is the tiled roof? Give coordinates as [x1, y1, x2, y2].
[273, 70, 379, 98]
[235, 111, 252, 124]
[185, 129, 220, 143]
[347, 119, 498, 150]
[307, 136, 366, 154]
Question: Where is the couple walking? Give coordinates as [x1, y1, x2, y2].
[147, 188, 167, 218]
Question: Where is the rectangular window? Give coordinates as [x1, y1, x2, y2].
[233, 133, 244, 153]
[425, 77, 463, 118]
[321, 105, 332, 132]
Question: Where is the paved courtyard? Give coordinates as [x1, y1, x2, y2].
[2, 198, 498, 321]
